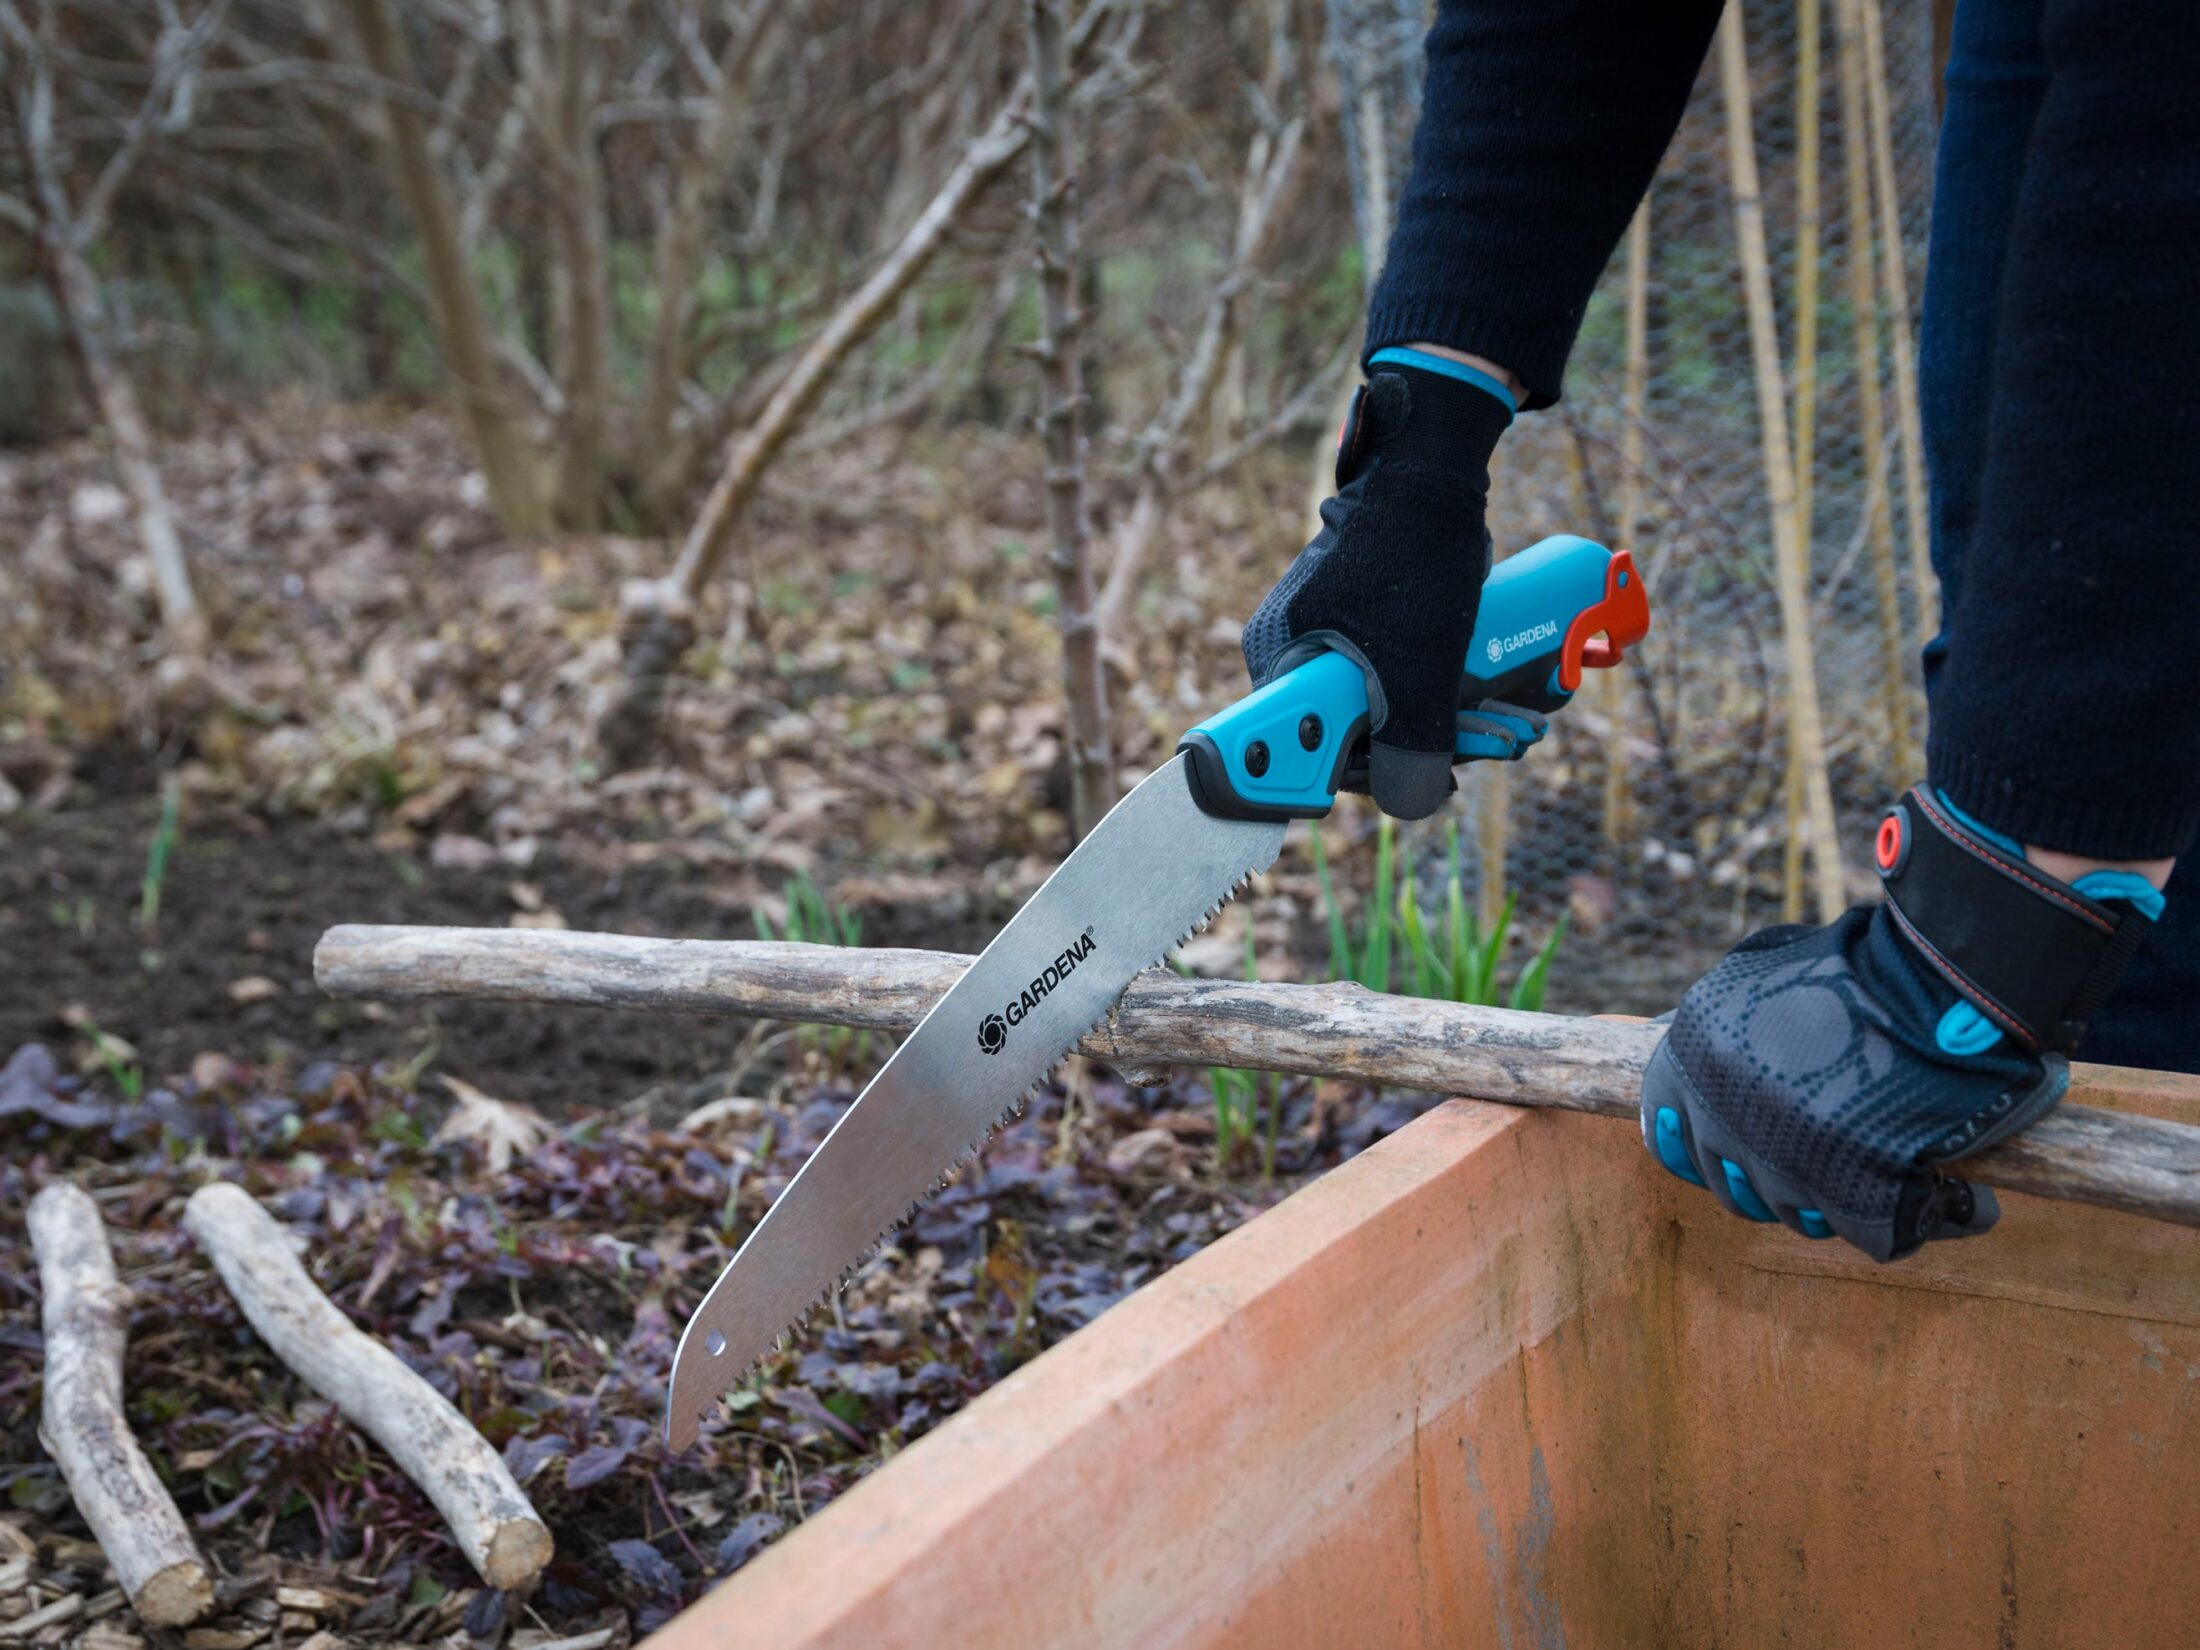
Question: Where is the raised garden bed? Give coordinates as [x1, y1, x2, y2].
[643, 1063, 2200, 1649]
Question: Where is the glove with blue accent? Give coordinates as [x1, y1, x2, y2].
[1242, 347, 1536, 820]
[1642, 785, 2164, 1261]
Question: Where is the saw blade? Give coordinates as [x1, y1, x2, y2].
[665, 755, 1285, 1448]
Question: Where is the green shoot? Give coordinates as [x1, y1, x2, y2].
[1310, 817, 1394, 992]
[1203, 930, 1282, 1178]
[1324, 819, 1567, 1010]
[753, 869, 863, 948]
[138, 778, 180, 933]
[1508, 912, 1570, 1013]
[78, 1019, 142, 1102]
[755, 872, 868, 1069]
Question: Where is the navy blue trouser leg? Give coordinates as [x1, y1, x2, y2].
[1917, 0, 2200, 1073]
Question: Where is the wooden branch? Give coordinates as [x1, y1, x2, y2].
[637, 0, 786, 469]
[70, 0, 236, 252]
[27, 1186, 213, 1628]
[1852, 0, 1934, 638]
[314, 925, 2200, 1231]
[182, 1184, 552, 1591]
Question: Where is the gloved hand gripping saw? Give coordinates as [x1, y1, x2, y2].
[1179, 531, 1650, 821]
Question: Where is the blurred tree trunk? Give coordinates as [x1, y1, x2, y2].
[599, 0, 1138, 767]
[522, 0, 614, 531]
[1026, 0, 1113, 838]
[345, 0, 553, 534]
[1098, 0, 1306, 640]
[636, 1, 786, 505]
[0, 0, 230, 650]
[46, 236, 204, 648]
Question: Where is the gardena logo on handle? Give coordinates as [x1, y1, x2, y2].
[975, 927, 1098, 1054]
[1488, 619, 1560, 663]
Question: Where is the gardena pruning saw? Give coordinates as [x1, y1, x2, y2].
[665, 532, 1650, 1448]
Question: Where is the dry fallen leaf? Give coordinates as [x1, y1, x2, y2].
[433, 1075, 548, 1172]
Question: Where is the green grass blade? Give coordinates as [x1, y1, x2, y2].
[1478, 888, 1516, 1000]
[1364, 818, 1394, 993]
[1509, 913, 1570, 1013]
[1311, 824, 1352, 983]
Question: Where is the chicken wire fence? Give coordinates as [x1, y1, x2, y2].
[1337, 0, 1941, 1015]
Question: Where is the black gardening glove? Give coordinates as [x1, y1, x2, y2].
[1242, 351, 1514, 820]
[1643, 786, 2163, 1261]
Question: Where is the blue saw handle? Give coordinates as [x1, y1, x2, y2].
[1177, 534, 1650, 822]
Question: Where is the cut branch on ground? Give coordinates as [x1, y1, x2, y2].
[28, 1184, 215, 1628]
[181, 1182, 555, 1592]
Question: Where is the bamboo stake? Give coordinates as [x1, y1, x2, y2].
[1604, 200, 1653, 848]
[1793, 0, 1823, 560]
[1475, 766, 1510, 935]
[1718, 8, 1846, 922]
[28, 1186, 213, 1627]
[1854, 0, 1934, 638]
[183, 1185, 553, 1591]
[1783, 0, 1823, 923]
[1026, 0, 1116, 839]
[1836, 0, 1921, 778]
[313, 925, 2200, 1231]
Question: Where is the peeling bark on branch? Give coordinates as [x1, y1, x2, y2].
[182, 1183, 553, 1591]
[28, 1185, 213, 1628]
[314, 925, 2200, 1231]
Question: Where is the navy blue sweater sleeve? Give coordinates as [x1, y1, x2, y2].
[1365, 0, 1725, 408]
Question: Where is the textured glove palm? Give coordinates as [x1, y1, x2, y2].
[1644, 791, 2162, 1261]
[1242, 358, 1513, 820]
[1643, 907, 2038, 1261]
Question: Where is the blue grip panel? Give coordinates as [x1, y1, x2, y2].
[1461, 534, 1612, 703]
[1652, 1107, 1708, 1188]
[1181, 650, 1368, 816]
[1721, 1159, 1778, 1223]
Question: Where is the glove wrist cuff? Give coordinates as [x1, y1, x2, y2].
[1335, 359, 1512, 492]
[1877, 785, 2156, 1053]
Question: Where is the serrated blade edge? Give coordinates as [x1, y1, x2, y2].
[666, 755, 1285, 1448]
